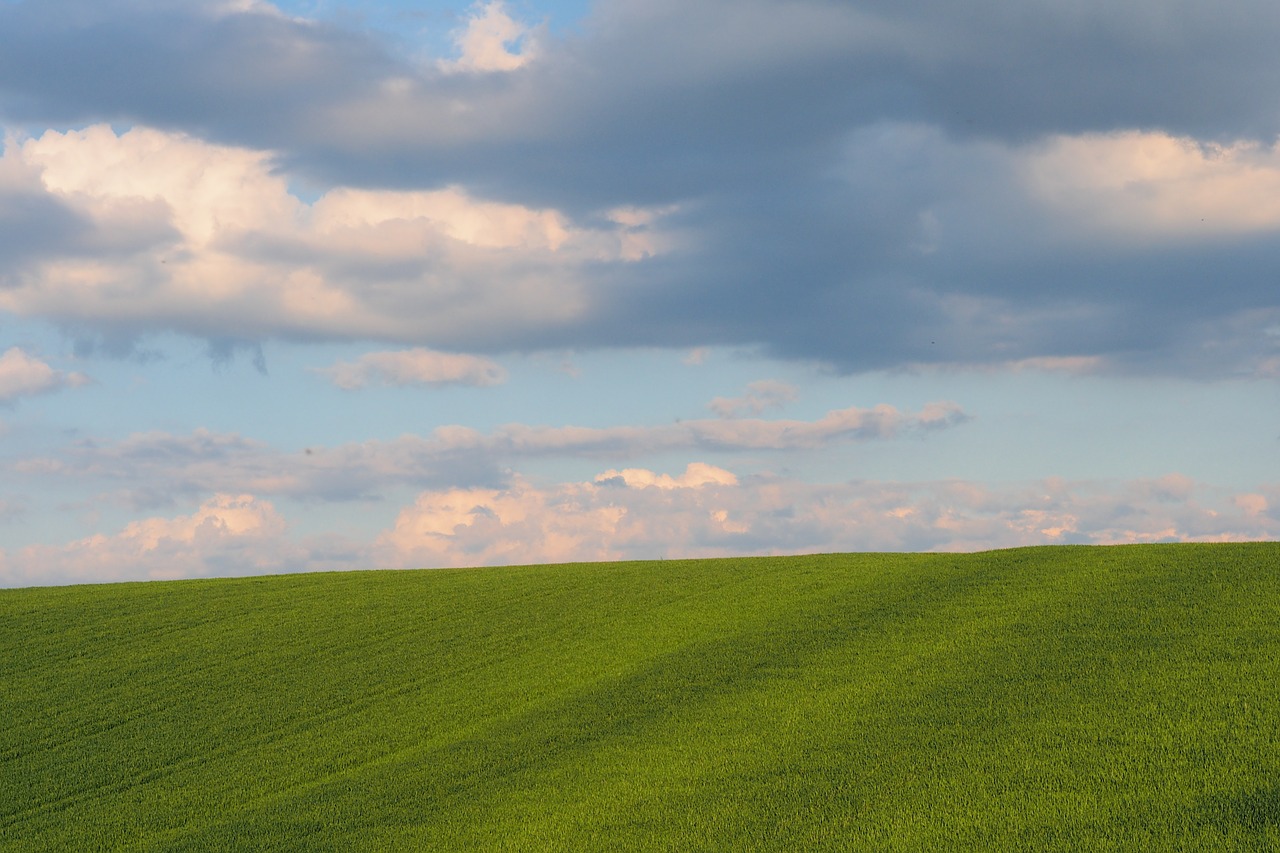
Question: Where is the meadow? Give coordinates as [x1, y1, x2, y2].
[2, 543, 1279, 850]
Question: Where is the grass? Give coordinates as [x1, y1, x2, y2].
[2, 543, 1280, 850]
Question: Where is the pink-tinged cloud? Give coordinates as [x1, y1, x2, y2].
[466, 401, 968, 454]
[0, 494, 306, 586]
[595, 462, 738, 490]
[317, 348, 507, 389]
[438, 1, 541, 74]
[708, 380, 798, 418]
[371, 468, 1280, 570]
[1022, 131, 1280, 244]
[373, 462, 743, 568]
[0, 347, 89, 402]
[374, 477, 628, 568]
[4, 473, 1277, 587]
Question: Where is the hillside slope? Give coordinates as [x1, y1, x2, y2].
[3, 544, 1279, 850]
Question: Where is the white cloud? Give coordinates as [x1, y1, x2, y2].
[317, 348, 507, 390]
[1021, 131, 1280, 243]
[0, 347, 89, 402]
[0, 125, 673, 346]
[595, 462, 738, 490]
[439, 1, 541, 74]
[310, 186, 573, 251]
[23, 124, 294, 247]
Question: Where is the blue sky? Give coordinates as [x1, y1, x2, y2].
[2, 0, 1279, 586]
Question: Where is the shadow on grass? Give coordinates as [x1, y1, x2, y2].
[1205, 784, 1280, 835]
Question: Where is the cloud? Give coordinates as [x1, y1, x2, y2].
[0, 0, 397, 146]
[374, 475, 628, 567]
[374, 466, 1280, 569]
[439, 1, 541, 74]
[672, 401, 967, 450]
[8, 0, 1280, 170]
[0, 493, 311, 586]
[317, 348, 507, 389]
[0, 347, 89, 401]
[1003, 356, 1107, 376]
[719, 122, 1280, 376]
[1020, 131, 1280, 244]
[4, 471, 1276, 586]
[595, 462, 738, 490]
[708, 380, 798, 418]
[373, 462, 746, 568]
[0, 124, 673, 349]
[365, 400, 966, 456]
[682, 347, 709, 366]
[2, 3, 1280, 377]
[11, 401, 966, 508]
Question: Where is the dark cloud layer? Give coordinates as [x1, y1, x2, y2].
[2, 0, 1280, 375]
[0, 0, 394, 135]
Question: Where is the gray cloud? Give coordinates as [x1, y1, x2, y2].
[9, 401, 967, 506]
[2, 0, 1280, 375]
[0, 0, 395, 139]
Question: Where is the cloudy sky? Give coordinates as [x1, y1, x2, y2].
[2, 0, 1279, 586]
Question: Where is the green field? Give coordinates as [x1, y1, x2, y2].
[3, 543, 1280, 850]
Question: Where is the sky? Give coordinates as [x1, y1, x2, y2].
[2, 0, 1279, 587]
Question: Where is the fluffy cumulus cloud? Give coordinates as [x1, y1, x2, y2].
[375, 476, 629, 568]
[0, 494, 305, 586]
[439, 1, 542, 74]
[0, 0, 1276, 373]
[0, 347, 89, 401]
[0, 124, 670, 350]
[373, 467, 1280, 569]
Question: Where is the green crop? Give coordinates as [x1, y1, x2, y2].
[3, 543, 1279, 850]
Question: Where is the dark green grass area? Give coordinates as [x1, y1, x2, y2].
[3, 543, 1280, 850]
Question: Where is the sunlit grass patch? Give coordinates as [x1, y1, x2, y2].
[2, 543, 1279, 849]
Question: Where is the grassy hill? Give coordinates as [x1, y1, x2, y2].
[3, 543, 1280, 850]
